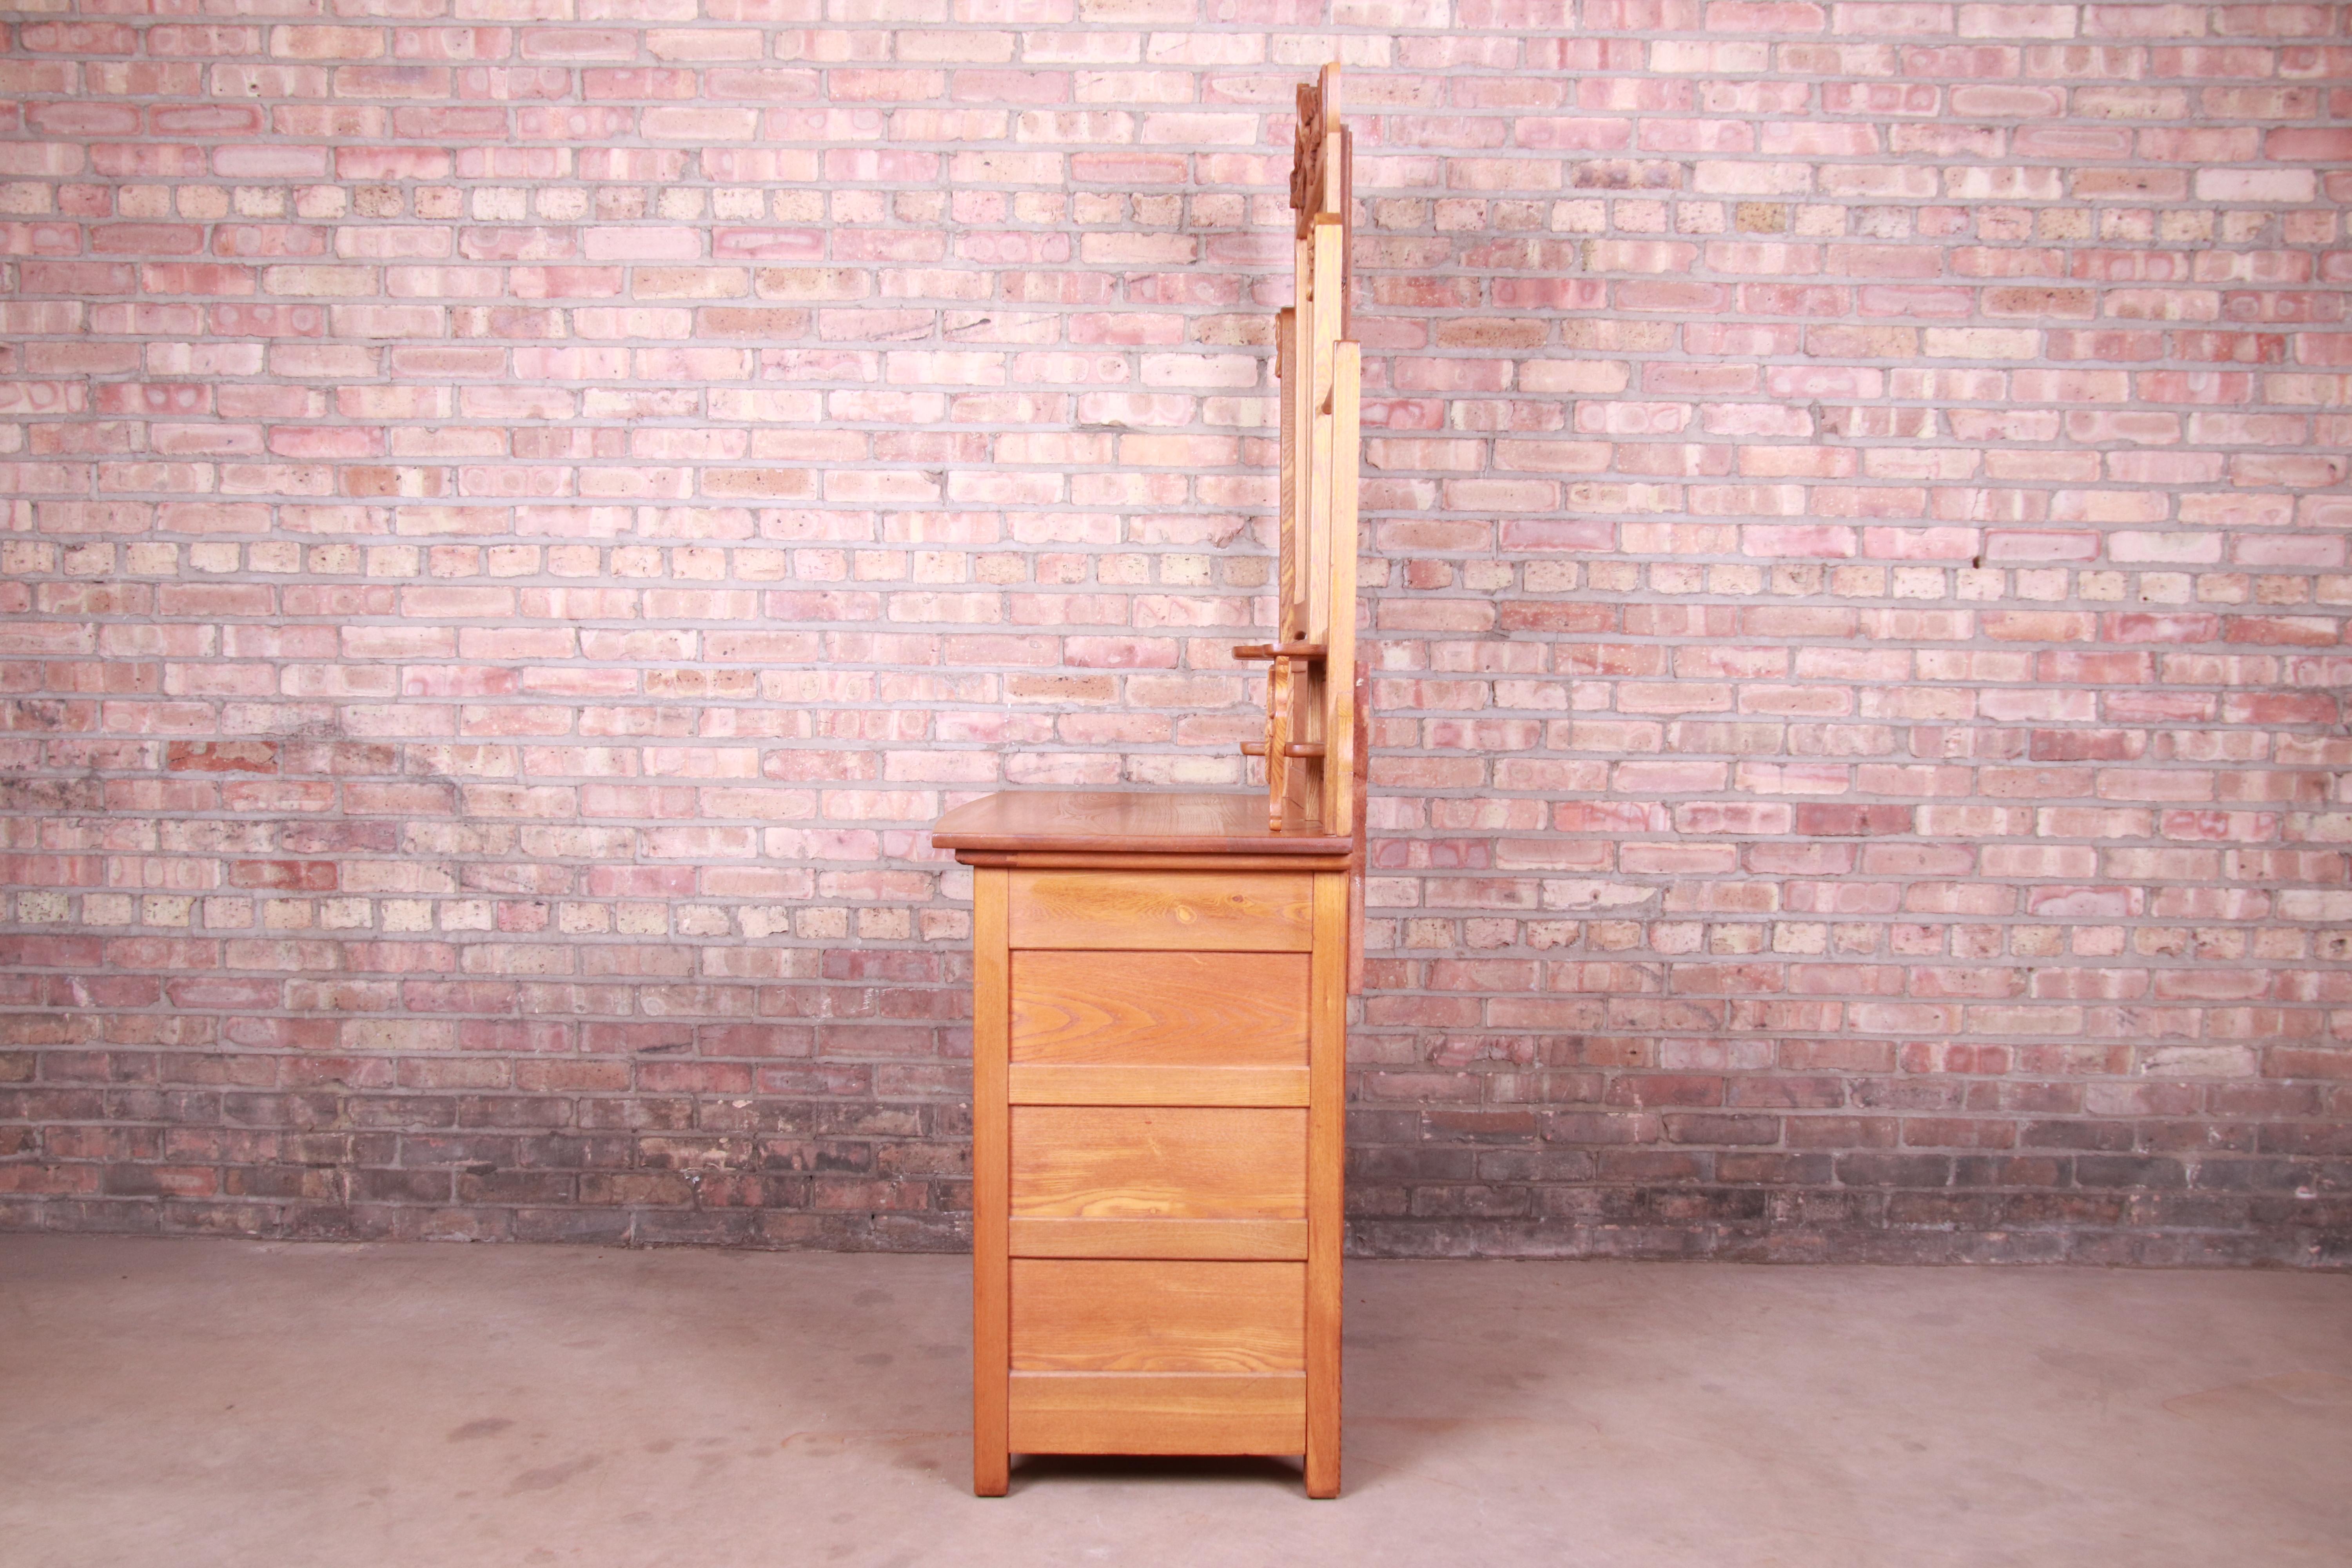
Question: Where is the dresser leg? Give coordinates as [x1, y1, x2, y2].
[1304, 871, 1347, 1501]
[973, 866, 1012, 1498]
[972, 1238, 1009, 1497]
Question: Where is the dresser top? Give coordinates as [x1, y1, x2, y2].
[931, 790, 1352, 858]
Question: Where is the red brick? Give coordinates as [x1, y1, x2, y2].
[0, 13, 2338, 1263]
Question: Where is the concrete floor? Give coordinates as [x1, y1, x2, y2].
[1, 1240, 2347, 1568]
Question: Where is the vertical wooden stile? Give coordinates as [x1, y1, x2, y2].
[1305, 216, 1344, 649]
[1287, 250, 1315, 644]
[1266, 655, 1292, 832]
[1337, 128, 1354, 340]
[1303, 872, 1348, 1498]
[1294, 677, 1320, 830]
[1321, 339, 1361, 838]
[971, 867, 1011, 1497]
[1275, 308, 1298, 644]
[1270, 303, 1299, 826]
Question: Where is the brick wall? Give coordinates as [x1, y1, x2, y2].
[3, 0, 2348, 1264]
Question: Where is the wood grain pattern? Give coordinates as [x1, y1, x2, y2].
[1007, 1373, 1306, 1456]
[1306, 213, 1343, 650]
[1283, 238, 1310, 646]
[1321, 338, 1360, 839]
[1010, 1105, 1306, 1221]
[1007, 871, 1312, 953]
[1265, 640, 1293, 832]
[1007, 1216, 1307, 1260]
[1010, 1259, 1306, 1372]
[1011, 949, 1308, 1067]
[971, 867, 1010, 1498]
[1276, 302, 1298, 645]
[932, 790, 1348, 858]
[1305, 871, 1347, 1499]
[1008, 1063, 1307, 1107]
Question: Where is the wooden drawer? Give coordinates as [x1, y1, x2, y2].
[1008, 1259, 1308, 1456]
[1008, 1372, 1306, 1457]
[1009, 1259, 1305, 1372]
[1007, 871, 1312, 953]
[1009, 1104, 1306, 1260]
[1009, 949, 1309, 1108]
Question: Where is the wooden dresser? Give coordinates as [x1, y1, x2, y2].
[933, 793, 1354, 1497]
[933, 67, 1363, 1500]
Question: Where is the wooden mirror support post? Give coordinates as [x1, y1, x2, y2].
[931, 64, 1364, 1501]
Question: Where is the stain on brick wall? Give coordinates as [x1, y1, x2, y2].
[2, 0, 2348, 1264]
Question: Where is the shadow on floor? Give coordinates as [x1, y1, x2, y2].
[1007, 1453, 1307, 1495]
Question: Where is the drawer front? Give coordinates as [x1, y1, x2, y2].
[1009, 1104, 1306, 1260]
[1007, 1372, 1306, 1457]
[1010, 949, 1309, 1108]
[1010, 1259, 1306, 1372]
[1007, 871, 1312, 953]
